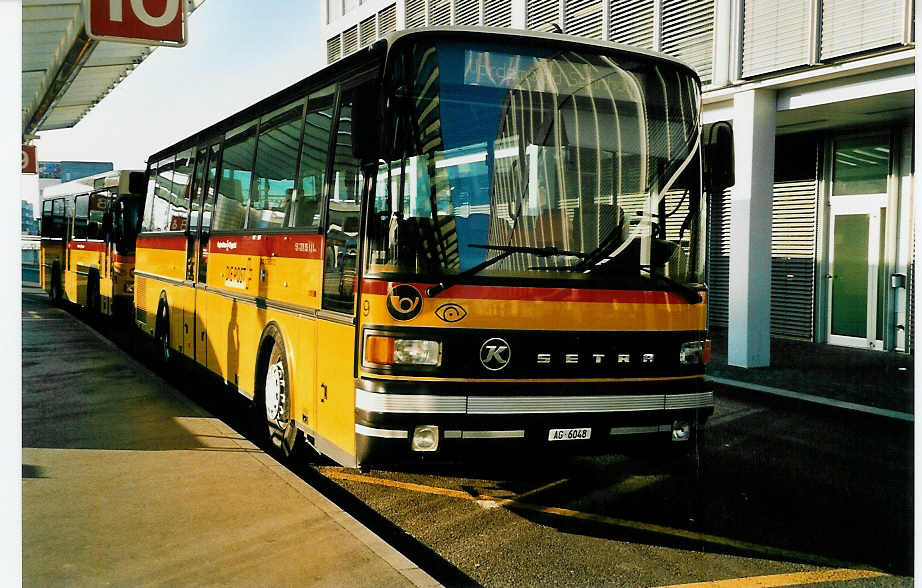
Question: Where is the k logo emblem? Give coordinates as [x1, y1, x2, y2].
[480, 338, 511, 371]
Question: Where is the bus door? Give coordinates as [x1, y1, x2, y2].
[194, 142, 220, 368]
[40, 198, 66, 290]
[316, 88, 364, 460]
[88, 191, 111, 313]
[182, 148, 207, 360]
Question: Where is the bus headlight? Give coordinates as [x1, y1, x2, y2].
[679, 340, 710, 365]
[364, 335, 441, 366]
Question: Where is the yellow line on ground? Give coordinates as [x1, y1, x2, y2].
[326, 470, 490, 502]
[656, 568, 888, 587]
[513, 478, 569, 501]
[321, 469, 879, 571]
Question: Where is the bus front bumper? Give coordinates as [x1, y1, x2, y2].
[353, 377, 714, 466]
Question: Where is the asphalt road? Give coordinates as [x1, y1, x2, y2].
[39, 289, 914, 587]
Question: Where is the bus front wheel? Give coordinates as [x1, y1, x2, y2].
[257, 333, 298, 458]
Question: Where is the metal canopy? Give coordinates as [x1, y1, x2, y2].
[22, 0, 204, 139]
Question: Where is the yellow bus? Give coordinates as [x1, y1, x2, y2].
[40, 170, 146, 319]
[134, 27, 733, 467]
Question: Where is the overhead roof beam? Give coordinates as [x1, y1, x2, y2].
[23, 28, 96, 139]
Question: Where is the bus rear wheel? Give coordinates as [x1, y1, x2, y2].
[259, 335, 298, 458]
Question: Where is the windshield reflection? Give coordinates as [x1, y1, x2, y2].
[368, 39, 704, 288]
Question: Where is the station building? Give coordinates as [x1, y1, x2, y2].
[321, 0, 915, 367]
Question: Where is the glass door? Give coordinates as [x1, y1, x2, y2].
[826, 135, 890, 350]
[827, 195, 886, 349]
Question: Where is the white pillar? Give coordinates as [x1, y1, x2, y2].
[728, 89, 775, 368]
[711, 0, 733, 88]
[3, 1, 23, 582]
[511, 0, 526, 28]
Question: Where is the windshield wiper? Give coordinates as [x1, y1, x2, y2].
[639, 268, 703, 304]
[426, 244, 586, 297]
[545, 254, 704, 304]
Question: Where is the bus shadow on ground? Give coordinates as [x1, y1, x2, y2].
[366, 429, 912, 576]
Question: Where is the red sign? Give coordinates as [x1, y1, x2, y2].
[22, 146, 36, 174]
[85, 0, 187, 46]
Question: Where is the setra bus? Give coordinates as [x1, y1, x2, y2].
[40, 170, 146, 319]
[133, 27, 733, 467]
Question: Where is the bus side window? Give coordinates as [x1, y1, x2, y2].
[169, 150, 195, 232]
[321, 88, 363, 313]
[292, 85, 335, 231]
[73, 195, 89, 240]
[143, 156, 177, 233]
[250, 100, 304, 230]
[51, 198, 65, 238]
[214, 122, 257, 231]
[41, 200, 53, 237]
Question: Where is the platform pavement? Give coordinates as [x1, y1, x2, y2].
[707, 327, 914, 421]
[21, 286, 439, 587]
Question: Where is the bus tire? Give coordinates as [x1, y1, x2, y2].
[155, 300, 171, 365]
[49, 264, 63, 306]
[256, 328, 298, 459]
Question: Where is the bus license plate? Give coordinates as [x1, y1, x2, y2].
[548, 428, 591, 441]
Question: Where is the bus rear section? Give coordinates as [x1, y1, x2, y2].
[40, 170, 145, 319]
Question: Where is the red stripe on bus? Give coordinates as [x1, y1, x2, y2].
[136, 235, 186, 250]
[67, 241, 105, 252]
[208, 234, 323, 260]
[360, 279, 696, 304]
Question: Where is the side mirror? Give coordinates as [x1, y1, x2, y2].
[351, 81, 381, 164]
[128, 171, 147, 195]
[705, 122, 735, 194]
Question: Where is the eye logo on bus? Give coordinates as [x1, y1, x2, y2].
[386, 285, 423, 321]
[480, 338, 511, 371]
[434, 303, 467, 323]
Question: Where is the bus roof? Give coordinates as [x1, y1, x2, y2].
[145, 26, 699, 166]
[41, 169, 142, 200]
[383, 26, 698, 75]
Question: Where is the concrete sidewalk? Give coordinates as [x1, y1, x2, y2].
[21, 287, 438, 587]
[708, 327, 914, 421]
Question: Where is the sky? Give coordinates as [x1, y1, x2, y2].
[32, 0, 325, 173]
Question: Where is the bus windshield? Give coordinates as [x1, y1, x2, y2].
[367, 39, 705, 290]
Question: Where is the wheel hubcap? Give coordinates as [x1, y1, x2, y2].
[265, 359, 286, 425]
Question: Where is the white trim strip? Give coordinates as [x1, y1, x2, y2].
[356, 390, 715, 415]
[355, 424, 409, 439]
[355, 390, 467, 413]
[664, 392, 714, 410]
[468, 395, 665, 414]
